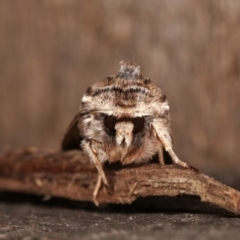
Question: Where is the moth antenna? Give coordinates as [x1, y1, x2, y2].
[132, 50, 135, 63]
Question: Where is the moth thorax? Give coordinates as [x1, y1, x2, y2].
[117, 61, 140, 80]
[115, 121, 134, 147]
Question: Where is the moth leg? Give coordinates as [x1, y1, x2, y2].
[152, 120, 189, 169]
[81, 139, 109, 204]
[93, 174, 102, 206]
[158, 147, 165, 165]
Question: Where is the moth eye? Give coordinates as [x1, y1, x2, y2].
[104, 115, 116, 135]
[133, 117, 145, 134]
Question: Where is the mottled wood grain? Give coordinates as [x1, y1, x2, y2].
[0, 147, 240, 215]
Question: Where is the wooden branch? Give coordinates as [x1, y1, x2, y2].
[0, 147, 240, 215]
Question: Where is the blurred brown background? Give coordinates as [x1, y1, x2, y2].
[0, 1, 240, 174]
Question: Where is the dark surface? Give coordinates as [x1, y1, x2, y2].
[0, 193, 239, 240]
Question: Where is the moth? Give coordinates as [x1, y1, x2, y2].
[62, 61, 191, 205]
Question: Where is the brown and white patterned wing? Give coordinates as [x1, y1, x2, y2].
[61, 114, 83, 151]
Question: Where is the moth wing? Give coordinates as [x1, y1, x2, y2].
[61, 114, 83, 151]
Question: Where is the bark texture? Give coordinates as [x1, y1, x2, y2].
[0, 147, 239, 215]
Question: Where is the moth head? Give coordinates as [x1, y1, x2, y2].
[104, 114, 146, 147]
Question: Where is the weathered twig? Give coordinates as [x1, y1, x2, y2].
[0, 147, 240, 215]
